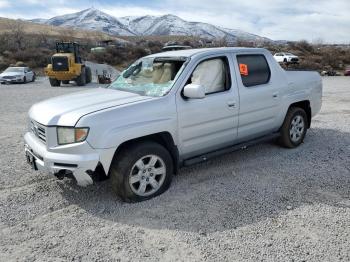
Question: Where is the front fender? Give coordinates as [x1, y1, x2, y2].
[96, 117, 177, 149]
[78, 95, 178, 150]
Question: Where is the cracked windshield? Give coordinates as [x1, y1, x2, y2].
[109, 57, 186, 96]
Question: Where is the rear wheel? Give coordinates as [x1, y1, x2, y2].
[110, 141, 173, 202]
[85, 66, 92, 84]
[278, 107, 308, 148]
[62, 80, 70, 84]
[76, 67, 86, 86]
[49, 78, 61, 87]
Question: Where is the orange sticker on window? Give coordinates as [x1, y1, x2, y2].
[239, 64, 249, 76]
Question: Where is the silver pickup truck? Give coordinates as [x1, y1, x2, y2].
[24, 48, 322, 202]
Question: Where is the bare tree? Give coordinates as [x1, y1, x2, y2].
[236, 38, 255, 47]
[312, 37, 324, 47]
[37, 29, 50, 47]
[0, 33, 10, 52]
[7, 20, 25, 50]
[58, 27, 75, 42]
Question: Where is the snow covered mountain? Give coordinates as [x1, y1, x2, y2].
[30, 8, 271, 42]
[37, 8, 135, 36]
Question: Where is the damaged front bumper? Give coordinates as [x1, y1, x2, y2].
[24, 132, 101, 186]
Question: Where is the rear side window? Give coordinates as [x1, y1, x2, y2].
[237, 55, 271, 87]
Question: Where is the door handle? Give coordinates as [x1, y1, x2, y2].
[272, 93, 278, 98]
[227, 101, 236, 108]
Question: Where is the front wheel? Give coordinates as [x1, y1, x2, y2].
[85, 66, 92, 84]
[49, 78, 61, 87]
[110, 141, 173, 202]
[278, 107, 308, 148]
[76, 67, 86, 86]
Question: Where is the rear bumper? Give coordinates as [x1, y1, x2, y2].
[24, 132, 100, 186]
[45, 67, 80, 80]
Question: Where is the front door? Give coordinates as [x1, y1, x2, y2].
[176, 55, 239, 158]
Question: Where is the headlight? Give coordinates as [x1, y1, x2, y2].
[57, 127, 89, 145]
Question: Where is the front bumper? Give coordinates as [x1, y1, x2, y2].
[288, 58, 299, 63]
[24, 132, 100, 186]
[0, 78, 23, 84]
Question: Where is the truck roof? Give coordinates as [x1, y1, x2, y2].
[147, 47, 268, 58]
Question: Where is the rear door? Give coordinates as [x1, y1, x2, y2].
[25, 67, 33, 82]
[176, 54, 239, 158]
[234, 53, 283, 141]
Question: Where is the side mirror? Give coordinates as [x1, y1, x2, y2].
[183, 84, 205, 99]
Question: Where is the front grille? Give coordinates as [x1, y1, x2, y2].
[30, 120, 47, 143]
[2, 76, 15, 79]
[52, 56, 69, 71]
[291, 58, 299, 62]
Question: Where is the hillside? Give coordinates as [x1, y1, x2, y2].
[0, 17, 123, 41]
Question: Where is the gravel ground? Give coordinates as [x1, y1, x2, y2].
[0, 76, 349, 262]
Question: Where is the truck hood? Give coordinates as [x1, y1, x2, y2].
[29, 88, 153, 126]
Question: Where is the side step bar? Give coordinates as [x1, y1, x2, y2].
[183, 133, 280, 166]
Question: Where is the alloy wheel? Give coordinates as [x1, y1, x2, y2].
[128, 155, 166, 197]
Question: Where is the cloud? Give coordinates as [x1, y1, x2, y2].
[0, 0, 10, 8]
[0, 0, 349, 43]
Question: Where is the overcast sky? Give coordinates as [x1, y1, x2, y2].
[0, 0, 349, 43]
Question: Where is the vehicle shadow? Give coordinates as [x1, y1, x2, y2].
[58, 127, 350, 233]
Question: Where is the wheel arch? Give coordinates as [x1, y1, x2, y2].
[110, 132, 179, 175]
[288, 100, 311, 128]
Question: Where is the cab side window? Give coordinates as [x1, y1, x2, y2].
[237, 54, 271, 87]
[188, 57, 231, 95]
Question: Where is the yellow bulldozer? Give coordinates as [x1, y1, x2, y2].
[45, 42, 92, 87]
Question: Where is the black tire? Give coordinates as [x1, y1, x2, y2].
[76, 67, 86, 86]
[22, 76, 26, 84]
[32, 74, 35, 82]
[85, 66, 92, 84]
[278, 107, 308, 148]
[283, 58, 288, 63]
[49, 78, 61, 87]
[110, 141, 174, 202]
[62, 80, 70, 84]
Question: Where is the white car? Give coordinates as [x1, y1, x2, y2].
[274, 52, 299, 64]
[0, 67, 35, 84]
